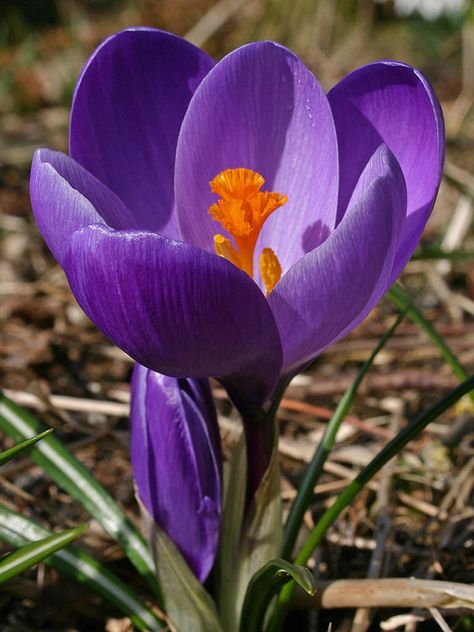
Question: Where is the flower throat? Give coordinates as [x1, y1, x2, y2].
[208, 168, 287, 296]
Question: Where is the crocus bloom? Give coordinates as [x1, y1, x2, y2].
[30, 28, 444, 412]
[130, 366, 222, 582]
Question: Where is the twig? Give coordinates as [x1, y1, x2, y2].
[380, 613, 425, 630]
[280, 398, 393, 439]
[444, 161, 474, 198]
[3, 389, 129, 417]
[436, 194, 473, 277]
[396, 491, 439, 518]
[351, 413, 399, 632]
[292, 578, 474, 610]
[437, 458, 474, 520]
[213, 387, 394, 439]
[429, 608, 453, 632]
[185, 0, 246, 47]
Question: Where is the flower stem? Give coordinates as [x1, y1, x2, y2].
[222, 378, 286, 510]
[243, 410, 276, 506]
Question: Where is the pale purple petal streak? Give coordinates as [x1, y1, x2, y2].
[70, 28, 214, 238]
[175, 41, 339, 272]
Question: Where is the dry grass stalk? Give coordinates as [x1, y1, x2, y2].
[293, 578, 474, 611]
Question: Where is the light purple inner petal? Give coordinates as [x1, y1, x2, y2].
[70, 27, 214, 239]
[328, 60, 444, 280]
[269, 144, 407, 374]
[175, 41, 338, 273]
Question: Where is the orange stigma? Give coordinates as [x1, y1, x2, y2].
[208, 168, 287, 292]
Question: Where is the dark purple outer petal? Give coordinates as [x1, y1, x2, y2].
[62, 224, 283, 405]
[30, 149, 140, 264]
[175, 41, 339, 273]
[269, 144, 407, 374]
[328, 60, 444, 281]
[130, 366, 222, 582]
[70, 28, 214, 239]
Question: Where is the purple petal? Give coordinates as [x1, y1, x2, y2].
[328, 60, 444, 280]
[269, 144, 407, 374]
[70, 28, 214, 239]
[175, 41, 339, 272]
[181, 377, 223, 463]
[30, 148, 136, 265]
[131, 366, 222, 582]
[62, 224, 282, 404]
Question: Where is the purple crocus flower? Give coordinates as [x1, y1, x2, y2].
[130, 366, 222, 582]
[30, 27, 444, 413]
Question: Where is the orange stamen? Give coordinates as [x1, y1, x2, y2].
[213, 234, 241, 268]
[208, 168, 287, 279]
[260, 247, 282, 297]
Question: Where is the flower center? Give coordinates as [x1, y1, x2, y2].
[208, 168, 287, 295]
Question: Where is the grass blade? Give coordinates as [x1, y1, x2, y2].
[0, 505, 165, 631]
[0, 524, 87, 583]
[281, 309, 407, 560]
[269, 373, 474, 632]
[0, 429, 53, 466]
[0, 391, 161, 601]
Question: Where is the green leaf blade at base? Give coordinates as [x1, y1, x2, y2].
[137, 494, 223, 632]
[0, 428, 53, 466]
[0, 392, 161, 601]
[217, 433, 247, 631]
[0, 523, 87, 583]
[240, 558, 316, 632]
[217, 420, 283, 632]
[0, 505, 165, 631]
[236, 425, 283, 631]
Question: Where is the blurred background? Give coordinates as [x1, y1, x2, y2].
[1, 0, 473, 161]
[1, 2, 474, 631]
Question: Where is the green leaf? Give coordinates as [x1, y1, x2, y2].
[240, 559, 316, 632]
[217, 433, 247, 630]
[235, 429, 282, 631]
[138, 497, 223, 632]
[0, 429, 53, 466]
[269, 373, 474, 632]
[0, 392, 161, 601]
[208, 424, 284, 632]
[282, 308, 407, 559]
[0, 524, 86, 583]
[0, 505, 165, 631]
